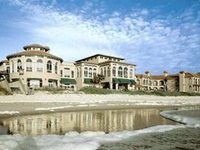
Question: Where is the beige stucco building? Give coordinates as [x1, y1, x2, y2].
[75, 54, 136, 90]
[0, 44, 136, 92]
[5, 44, 63, 88]
[136, 71, 200, 93]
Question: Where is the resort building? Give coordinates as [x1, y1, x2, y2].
[0, 44, 136, 93]
[136, 71, 200, 93]
[75, 54, 136, 90]
[6, 44, 63, 88]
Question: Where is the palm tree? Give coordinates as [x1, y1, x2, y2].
[93, 74, 105, 88]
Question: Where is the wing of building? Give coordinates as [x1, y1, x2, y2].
[136, 71, 200, 93]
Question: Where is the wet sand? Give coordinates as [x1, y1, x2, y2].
[98, 110, 200, 150]
[98, 127, 200, 150]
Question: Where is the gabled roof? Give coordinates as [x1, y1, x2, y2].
[75, 54, 124, 62]
[6, 50, 63, 62]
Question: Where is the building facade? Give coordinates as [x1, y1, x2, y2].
[136, 71, 200, 93]
[75, 54, 136, 90]
[0, 44, 136, 91]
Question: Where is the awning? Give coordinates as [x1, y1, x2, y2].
[130, 79, 136, 85]
[60, 78, 76, 85]
[119, 78, 131, 84]
[112, 78, 136, 85]
[84, 78, 94, 84]
[113, 78, 120, 83]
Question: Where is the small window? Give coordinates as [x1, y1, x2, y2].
[47, 60, 52, 73]
[89, 68, 92, 77]
[26, 59, 32, 72]
[17, 59, 22, 72]
[84, 67, 88, 77]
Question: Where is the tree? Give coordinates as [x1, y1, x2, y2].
[93, 74, 105, 88]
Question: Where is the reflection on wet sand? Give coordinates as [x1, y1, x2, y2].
[1, 108, 174, 135]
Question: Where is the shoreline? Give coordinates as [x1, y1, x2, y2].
[0, 94, 200, 119]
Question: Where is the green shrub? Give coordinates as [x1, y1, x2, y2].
[35, 87, 66, 94]
[80, 87, 113, 94]
[79, 87, 200, 96]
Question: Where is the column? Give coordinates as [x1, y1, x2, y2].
[116, 83, 119, 90]
[110, 82, 113, 90]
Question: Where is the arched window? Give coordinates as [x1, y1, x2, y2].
[84, 67, 88, 77]
[149, 80, 152, 86]
[37, 59, 43, 72]
[26, 59, 32, 72]
[112, 67, 116, 77]
[129, 69, 133, 78]
[154, 81, 158, 86]
[107, 67, 110, 77]
[93, 68, 97, 77]
[17, 59, 22, 72]
[89, 68, 92, 77]
[55, 62, 58, 74]
[47, 60, 52, 73]
[118, 67, 123, 77]
[160, 81, 164, 86]
[124, 67, 128, 78]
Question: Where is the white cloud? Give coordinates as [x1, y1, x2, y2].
[5, 0, 200, 73]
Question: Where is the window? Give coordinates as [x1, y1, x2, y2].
[84, 67, 88, 77]
[107, 67, 110, 77]
[55, 63, 58, 74]
[47, 61, 52, 73]
[154, 81, 158, 86]
[71, 71, 74, 78]
[101, 68, 103, 75]
[124, 67, 128, 78]
[37, 59, 43, 72]
[12, 61, 14, 73]
[89, 68, 92, 77]
[60, 70, 63, 77]
[93, 68, 97, 77]
[26, 59, 32, 72]
[112, 67, 116, 77]
[129, 69, 133, 78]
[118, 67, 122, 77]
[77, 68, 79, 78]
[17, 59, 22, 72]
[104, 67, 106, 77]
[143, 80, 145, 85]
[160, 81, 164, 86]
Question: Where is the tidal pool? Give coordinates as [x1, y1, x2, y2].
[0, 108, 175, 136]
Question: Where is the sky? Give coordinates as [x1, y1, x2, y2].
[0, 0, 200, 74]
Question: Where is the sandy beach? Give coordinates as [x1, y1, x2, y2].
[0, 94, 200, 119]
